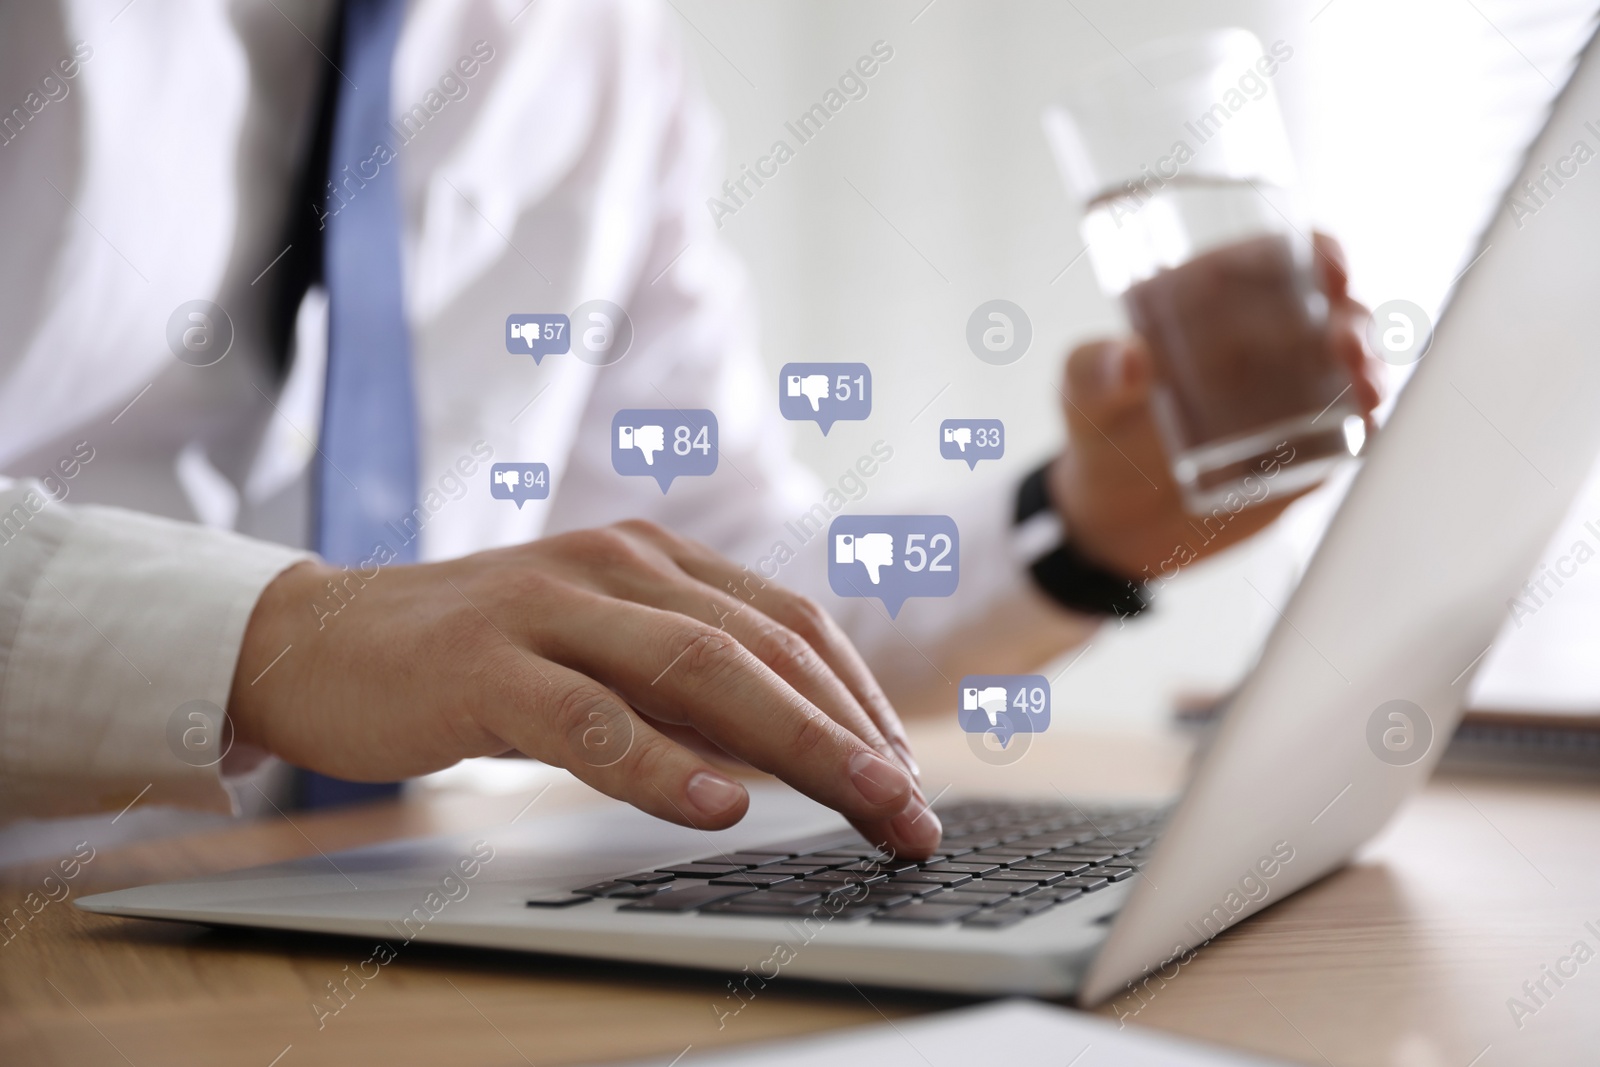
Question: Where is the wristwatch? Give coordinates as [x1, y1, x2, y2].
[1013, 461, 1150, 619]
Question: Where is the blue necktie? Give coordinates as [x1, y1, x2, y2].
[303, 0, 416, 808]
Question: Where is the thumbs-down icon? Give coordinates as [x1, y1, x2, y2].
[943, 426, 972, 452]
[834, 531, 894, 585]
[785, 373, 830, 412]
[617, 424, 665, 466]
[962, 686, 1009, 726]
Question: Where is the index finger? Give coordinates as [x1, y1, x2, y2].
[648, 535, 923, 780]
[1313, 231, 1349, 299]
[536, 592, 941, 855]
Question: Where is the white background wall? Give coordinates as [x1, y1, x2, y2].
[671, 0, 1598, 732]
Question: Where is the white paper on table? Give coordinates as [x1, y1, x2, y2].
[606, 999, 1292, 1067]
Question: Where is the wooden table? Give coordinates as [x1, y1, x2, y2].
[3, 723, 1596, 1066]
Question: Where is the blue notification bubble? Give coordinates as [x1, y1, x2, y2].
[489, 463, 550, 508]
[939, 419, 1004, 470]
[611, 409, 718, 493]
[827, 515, 958, 619]
[779, 362, 871, 436]
[957, 674, 1050, 748]
[505, 314, 571, 364]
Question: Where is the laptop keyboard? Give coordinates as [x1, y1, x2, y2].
[526, 799, 1163, 930]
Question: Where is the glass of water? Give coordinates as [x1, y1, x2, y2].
[1045, 28, 1365, 512]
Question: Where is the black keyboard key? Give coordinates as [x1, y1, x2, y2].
[1055, 875, 1109, 892]
[695, 852, 792, 868]
[1051, 886, 1085, 903]
[775, 878, 870, 894]
[836, 859, 920, 875]
[890, 870, 972, 888]
[766, 878, 839, 893]
[1010, 860, 1091, 875]
[971, 846, 1049, 859]
[1051, 850, 1115, 865]
[882, 880, 944, 898]
[574, 880, 673, 899]
[985, 870, 1064, 887]
[761, 862, 836, 877]
[1032, 834, 1093, 850]
[759, 831, 865, 856]
[526, 892, 591, 908]
[939, 890, 1013, 907]
[615, 884, 673, 898]
[812, 847, 891, 860]
[861, 888, 916, 909]
[871, 902, 981, 924]
[710, 872, 797, 888]
[657, 863, 744, 878]
[1106, 837, 1154, 850]
[921, 861, 1002, 876]
[964, 877, 1039, 897]
[617, 883, 758, 912]
[942, 836, 1000, 851]
[701, 902, 812, 917]
[809, 869, 888, 885]
[1083, 865, 1137, 882]
[712, 901, 877, 919]
[614, 871, 676, 885]
[745, 886, 824, 905]
[708, 888, 824, 908]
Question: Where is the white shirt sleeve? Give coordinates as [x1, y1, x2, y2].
[0, 479, 311, 822]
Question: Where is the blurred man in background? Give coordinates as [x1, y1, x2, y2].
[0, 0, 1378, 857]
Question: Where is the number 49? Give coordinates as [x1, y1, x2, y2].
[1011, 687, 1046, 715]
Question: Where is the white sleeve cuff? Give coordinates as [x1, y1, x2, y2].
[0, 483, 311, 821]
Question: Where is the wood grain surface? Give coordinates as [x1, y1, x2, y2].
[2, 723, 1595, 1066]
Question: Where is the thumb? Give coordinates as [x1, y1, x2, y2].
[1061, 337, 1150, 431]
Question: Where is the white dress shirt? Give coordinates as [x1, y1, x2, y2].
[0, 0, 1090, 822]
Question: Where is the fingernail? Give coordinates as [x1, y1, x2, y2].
[848, 750, 912, 807]
[890, 738, 922, 781]
[1099, 343, 1126, 390]
[890, 796, 942, 853]
[685, 771, 745, 816]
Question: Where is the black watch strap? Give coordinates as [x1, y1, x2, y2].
[1014, 463, 1150, 619]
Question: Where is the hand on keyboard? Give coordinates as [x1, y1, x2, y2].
[536, 799, 1165, 930]
[230, 519, 940, 856]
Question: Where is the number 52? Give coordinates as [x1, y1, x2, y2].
[904, 533, 953, 572]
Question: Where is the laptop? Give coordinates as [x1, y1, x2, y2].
[79, 28, 1600, 1006]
